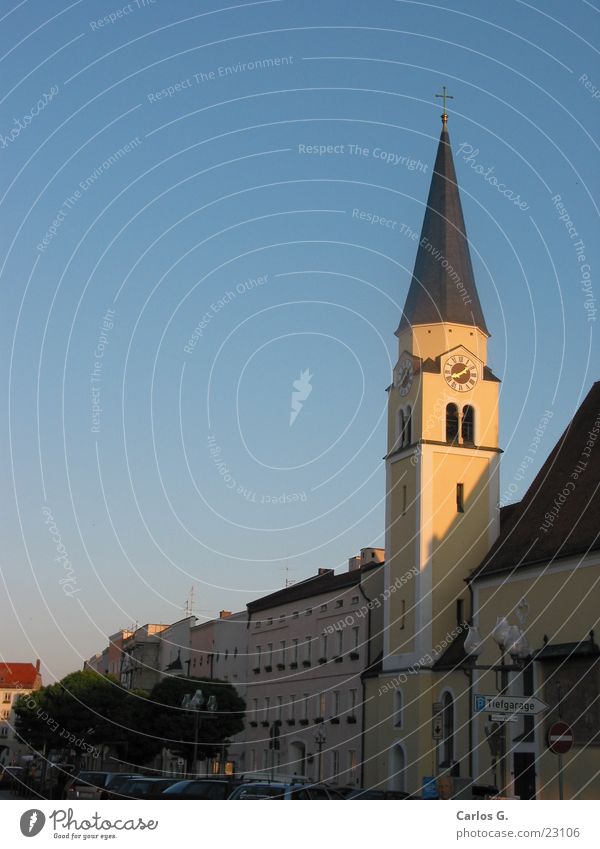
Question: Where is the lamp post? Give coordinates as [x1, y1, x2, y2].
[182, 690, 218, 777]
[314, 724, 327, 783]
[464, 613, 530, 797]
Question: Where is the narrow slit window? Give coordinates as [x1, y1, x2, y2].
[456, 482, 465, 513]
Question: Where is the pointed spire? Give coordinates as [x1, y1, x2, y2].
[398, 115, 488, 335]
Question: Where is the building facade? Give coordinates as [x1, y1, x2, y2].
[0, 661, 42, 766]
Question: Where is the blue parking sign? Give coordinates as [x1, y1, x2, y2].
[475, 695, 486, 711]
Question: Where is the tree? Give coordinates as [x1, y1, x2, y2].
[140, 677, 245, 768]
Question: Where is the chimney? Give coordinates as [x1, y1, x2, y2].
[318, 568, 333, 576]
[35, 659, 41, 672]
[219, 610, 232, 619]
[348, 556, 361, 572]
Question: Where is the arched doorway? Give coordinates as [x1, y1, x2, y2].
[289, 740, 306, 778]
[389, 743, 406, 792]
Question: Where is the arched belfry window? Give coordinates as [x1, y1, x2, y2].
[446, 404, 459, 443]
[404, 406, 412, 446]
[397, 410, 405, 449]
[462, 406, 475, 444]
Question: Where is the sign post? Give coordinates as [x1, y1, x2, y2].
[547, 721, 574, 800]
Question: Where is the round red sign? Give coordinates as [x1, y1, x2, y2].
[547, 721, 574, 754]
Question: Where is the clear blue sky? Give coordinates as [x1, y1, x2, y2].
[0, 0, 598, 682]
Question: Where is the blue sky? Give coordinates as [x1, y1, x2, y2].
[0, 0, 598, 681]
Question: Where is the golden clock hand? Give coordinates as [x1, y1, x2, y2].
[451, 366, 469, 379]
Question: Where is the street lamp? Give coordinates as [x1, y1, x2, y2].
[464, 613, 531, 797]
[314, 724, 327, 783]
[181, 690, 218, 777]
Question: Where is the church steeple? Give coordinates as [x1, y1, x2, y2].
[397, 114, 488, 336]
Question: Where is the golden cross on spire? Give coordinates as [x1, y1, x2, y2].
[435, 85, 454, 123]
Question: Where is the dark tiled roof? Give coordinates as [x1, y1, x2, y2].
[397, 120, 488, 335]
[0, 663, 40, 688]
[247, 563, 382, 613]
[472, 381, 600, 579]
[432, 624, 469, 670]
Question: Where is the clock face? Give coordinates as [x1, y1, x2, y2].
[444, 355, 478, 392]
[395, 355, 414, 396]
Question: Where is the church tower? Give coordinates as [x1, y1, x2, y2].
[365, 103, 501, 791]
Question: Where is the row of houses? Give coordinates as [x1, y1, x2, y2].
[84, 547, 386, 785]
[0, 661, 43, 766]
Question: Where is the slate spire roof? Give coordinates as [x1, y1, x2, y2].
[398, 116, 488, 335]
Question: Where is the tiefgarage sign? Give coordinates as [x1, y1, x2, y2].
[474, 694, 548, 715]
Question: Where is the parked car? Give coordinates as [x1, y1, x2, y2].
[0, 765, 24, 791]
[346, 788, 410, 799]
[64, 771, 138, 800]
[161, 779, 238, 800]
[113, 777, 178, 799]
[228, 782, 343, 799]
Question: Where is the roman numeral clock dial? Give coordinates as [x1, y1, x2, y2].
[444, 355, 478, 392]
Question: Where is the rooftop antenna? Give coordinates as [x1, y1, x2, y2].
[184, 585, 196, 617]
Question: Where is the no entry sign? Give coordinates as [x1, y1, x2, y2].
[548, 721, 574, 754]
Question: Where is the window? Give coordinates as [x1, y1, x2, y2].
[289, 694, 296, 719]
[1, 709, 9, 719]
[321, 634, 328, 658]
[352, 627, 360, 650]
[462, 405, 475, 443]
[441, 692, 455, 767]
[397, 409, 405, 448]
[403, 405, 412, 445]
[320, 604, 327, 612]
[292, 611, 299, 619]
[192, 657, 196, 667]
[277, 696, 283, 720]
[234, 647, 238, 657]
[267, 643, 273, 665]
[305, 636, 312, 662]
[456, 483, 465, 513]
[351, 596, 359, 605]
[394, 689, 403, 727]
[255, 645, 261, 666]
[249, 749, 256, 771]
[303, 694, 310, 719]
[400, 599, 406, 630]
[348, 750, 358, 780]
[335, 599, 343, 608]
[279, 640, 286, 663]
[255, 620, 261, 629]
[267, 617, 273, 626]
[305, 608, 312, 616]
[446, 403, 459, 442]
[292, 638, 299, 663]
[264, 697, 270, 720]
[225, 649, 228, 660]
[333, 691, 341, 717]
[279, 614, 285, 622]
[2, 693, 11, 703]
[336, 630, 343, 656]
[331, 750, 340, 781]
[349, 688, 357, 717]
[319, 692, 326, 717]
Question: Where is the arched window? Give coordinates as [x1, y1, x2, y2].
[397, 410, 405, 449]
[446, 404, 459, 442]
[441, 691, 455, 767]
[404, 406, 412, 446]
[462, 405, 475, 443]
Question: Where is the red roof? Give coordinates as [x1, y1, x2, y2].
[0, 663, 41, 689]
